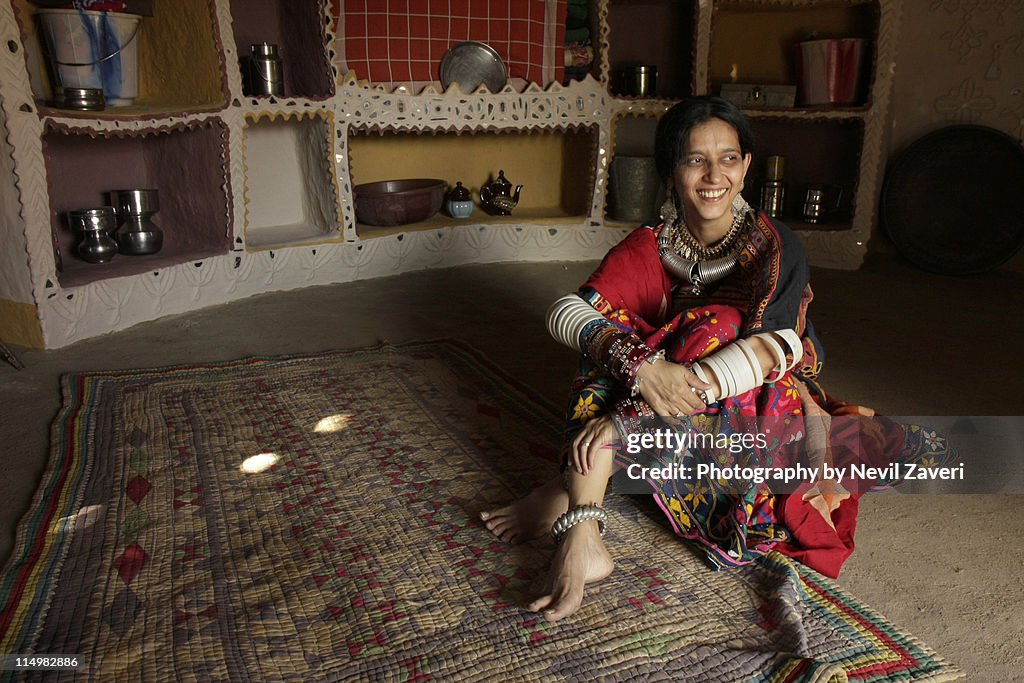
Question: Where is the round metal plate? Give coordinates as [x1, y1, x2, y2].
[439, 41, 508, 94]
[881, 125, 1024, 275]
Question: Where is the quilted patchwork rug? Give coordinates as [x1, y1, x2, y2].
[0, 340, 961, 682]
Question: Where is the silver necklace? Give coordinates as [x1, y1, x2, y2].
[673, 209, 747, 260]
[658, 196, 752, 295]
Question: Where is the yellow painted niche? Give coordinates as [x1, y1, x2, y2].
[348, 128, 595, 216]
[13, 0, 225, 111]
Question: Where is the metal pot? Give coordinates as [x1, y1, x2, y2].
[111, 188, 163, 255]
[607, 156, 660, 222]
[68, 207, 118, 263]
[617, 65, 657, 98]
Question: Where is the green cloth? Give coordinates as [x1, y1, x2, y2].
[565, 27, 590, 43]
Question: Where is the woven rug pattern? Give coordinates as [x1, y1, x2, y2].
[0, 340, 961, 681]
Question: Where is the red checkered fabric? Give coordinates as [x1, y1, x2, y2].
[336, 0, 566, 86]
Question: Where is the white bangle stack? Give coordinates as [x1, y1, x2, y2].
[700, 339, 764, 399]
[696, 330, 806, 400]
[759, 334, 789, 382]
[546, 294, 606, 352]
[752, 329, 804, 382]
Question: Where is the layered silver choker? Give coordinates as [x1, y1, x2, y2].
[657, 195, 753, 296]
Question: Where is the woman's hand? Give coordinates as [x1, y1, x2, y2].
[634, 358, 714, 416]
[571, 414, 617, 476]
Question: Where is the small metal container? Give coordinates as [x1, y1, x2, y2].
[800, 184, 843, 224]
[765, 156, 786, 181]
[801, 187, 827, 223]
[618, 65, 657, 98]
[249, 42, 284, 96]
[111, 188, 163, 255]
[68, 207, 118, 263]
[53, 87, 105, 111]
[760, 156, 787, 218]
[760, 181, 786, 218]
[607, 156, 660, 222]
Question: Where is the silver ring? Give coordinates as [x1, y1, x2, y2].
[690, 386, 698, 394]
[583, 441, 591, 446]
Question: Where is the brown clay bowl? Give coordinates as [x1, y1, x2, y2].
[353, 179, 447, 226]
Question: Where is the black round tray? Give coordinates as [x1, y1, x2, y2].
[881, 125, 1024, 275]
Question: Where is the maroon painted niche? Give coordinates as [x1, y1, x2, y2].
[229, 0, 335, 100]
[43, 120, 234, 287]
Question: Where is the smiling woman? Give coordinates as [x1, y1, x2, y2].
[668, 119, 752, 241]
[480, 96, 952, 623]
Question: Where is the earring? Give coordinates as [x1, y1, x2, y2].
[659, 197, 676, 225]
[659, 188, 681, 226]
[731, 193, 751, 216]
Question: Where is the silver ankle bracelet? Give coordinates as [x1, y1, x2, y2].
[551, 504, 608, 544]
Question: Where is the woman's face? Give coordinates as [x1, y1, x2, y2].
[673, 118, 752, 235]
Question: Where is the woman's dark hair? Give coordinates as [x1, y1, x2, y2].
[654, 95, 755, 183]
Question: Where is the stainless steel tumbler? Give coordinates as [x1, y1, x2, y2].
[250, 43, 283, 96]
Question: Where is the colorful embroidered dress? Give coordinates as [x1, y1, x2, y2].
[563, 213, 949, 578]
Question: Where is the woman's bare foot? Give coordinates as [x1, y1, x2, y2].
[480, 476, 569, 543]
[527, 520, 614, 621]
